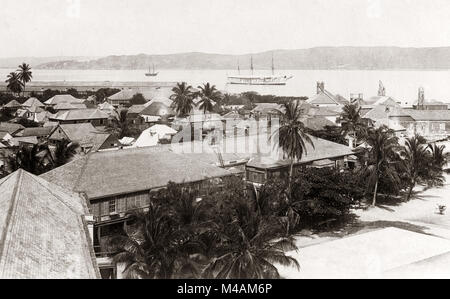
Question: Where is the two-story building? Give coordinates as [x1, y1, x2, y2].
[0, 169, 100, 278]
[48, 123, 119, 153]
[40, 148, 236, 278]
[244, 135, 356, 185]
[48, 109, 110, 126]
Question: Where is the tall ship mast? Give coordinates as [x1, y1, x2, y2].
[145, 63, 159, 77]
[227, 53, 292, 85]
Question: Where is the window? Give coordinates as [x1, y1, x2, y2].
[109, 200, 116, 214]
[246, 170, 266, 184]
[91, 203, 101, 217]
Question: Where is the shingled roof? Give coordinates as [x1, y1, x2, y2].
[0, 122, 25, 135]
[54, 102, 88, 111]
[0, 169, 100, 279]
[247, 135, 354, 169]
[308, 90, 347, 106]
[15, 126, 54, 137]
[22, 97, 45, 108]
[51, 109, 109, 121]
[107, 87, 174, 102]
[139, 101, 175, 116]
[41, 148, 234, 200]
[3, 100, 21, 109]
[44, 94, 84, 106]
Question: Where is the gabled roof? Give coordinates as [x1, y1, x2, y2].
[80, 132, 115, 152]
[362, 105, 404, 121]
[0, 169, 100, 279]
[307, 90, 344, 106]
[0, 122, 25, 135]
[54, 102, 87, 111]
[22, 97, 44, 108]
[41, 148, 234, 200]
[148, 97, 173, 107]
[107, 88, 174, 102]
[127, 105, 146, 115]
[139, 102, 175, 117]
[246, 135, 354, 169]
[51, 109, 109, 121]
[3, 100, 21, 109]
[363, 96, 401, 107]
[133, 125, 177, 148]
[15, 127, 54, 137]
[44, 94, 84, 106]
[51, 123, 98, 142]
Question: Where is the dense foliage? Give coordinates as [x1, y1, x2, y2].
[109, 167, 365, 279]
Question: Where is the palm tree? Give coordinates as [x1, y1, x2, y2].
[5, 72, 23, 96]
[170, 82, 194, 117]
[107, 109, 131, 139]
[109, 203, 203, 279]
[401, 135, 429, 200]
[272, 100, 314, 193]
[204, 199, 299, 278]
[17, 63, 32, 96]
[426, 143, 447, 187]
[339, 103, 367, 147]
[7, 143, 52, 175]
[197, 83, 221, 114]
[51, 139, 79, 167]
[428, 143, 446, 169]
[362, 126, 401, 206]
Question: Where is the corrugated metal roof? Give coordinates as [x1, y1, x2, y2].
[0, 170, 100, 279]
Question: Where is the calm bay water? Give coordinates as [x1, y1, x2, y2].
[2, 68, 450, 105]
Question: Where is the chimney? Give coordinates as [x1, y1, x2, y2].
[316, 82, 325, 94]
[418, 87, 425, 110]
[378, 81, 386, 96]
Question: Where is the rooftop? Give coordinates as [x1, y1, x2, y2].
[3, 100, 21, 109]
[107, 87, 175, 102]
[51, 123, 108, 146]
[139, 101, 175, 117]
[0, 169, 100, 279]
[246, 135, 354, 169]
[51, 109, 109, 121]
[15, 127, 54, 137]
[40, 147, 234, 200]
[22, 97, 44, 108]
[44, 94, 84, 106]
[54, 102, 88, 111]
[307, 89, 348, 106]
[0, 122, 25, 135]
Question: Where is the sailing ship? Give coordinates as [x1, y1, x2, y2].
[145, 64, 158, 77]
[227, 55, 293, 85]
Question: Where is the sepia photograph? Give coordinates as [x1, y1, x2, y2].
[1, 0, 450, 286]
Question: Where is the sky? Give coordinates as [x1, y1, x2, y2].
[1, 0, 450, 58]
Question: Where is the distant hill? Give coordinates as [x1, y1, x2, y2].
[0, 56, 98, 69]
[35, 47, 450, 70]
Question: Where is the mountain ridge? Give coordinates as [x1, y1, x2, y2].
[28, 47, 450, 70]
